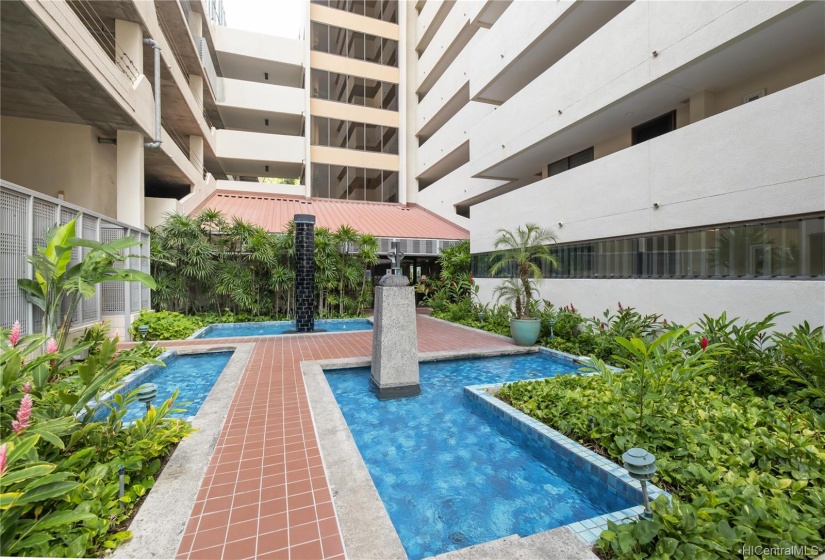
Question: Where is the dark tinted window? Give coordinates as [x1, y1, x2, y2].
[632, 111, 676, 145]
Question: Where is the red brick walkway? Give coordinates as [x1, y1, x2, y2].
[168, 316, 514, 559]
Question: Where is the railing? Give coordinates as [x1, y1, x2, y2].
[0, 181, 151, 339]
[207, 0, 226, 26]
[199, 37, 222, 101]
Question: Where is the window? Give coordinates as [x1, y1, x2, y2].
[471, 216, 825, 280]
[632, 111, 676, 145]
[311, 164, 399, 202]
[311, 23, 397, 67]
[347, 121, 365, 151]
[330, 118, 347, 149]
[311, 117, 329, 146]
[311, 69, 329, 100]
[548, 147, 594, 177]
[365, 124, 381, 152]
[311, 22, 329, 53]
[382, 83, 398, 111]
[316, 0, 397, 23]
[364, 79, 381, 109]
[382, 126, 398, 154]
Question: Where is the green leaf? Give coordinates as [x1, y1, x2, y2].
[13, 481, 79, 506]
[632, 520, 661, 545]
[0, 464, 55, 487]
[31, 364, 50, 388]
[2, 351, 21, 388]
[8, 532, 52, 553]
[6, 436, 40, 468]
[32, 510, 96, 531]
[0, 492, 23, 509]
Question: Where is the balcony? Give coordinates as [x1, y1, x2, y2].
[217, 78, 304, 135]
[215, 129, 304, 179]
[471, 76, 825, 251]
[469, 1, 822, 182]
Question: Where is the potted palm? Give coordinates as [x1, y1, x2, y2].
[490, 224, 558, 346]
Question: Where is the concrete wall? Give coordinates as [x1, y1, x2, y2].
[468, 0, 803, 178]
[0, 116, 117, 217]
[474, 277, 824, 334]
[471, 76, 824, 251]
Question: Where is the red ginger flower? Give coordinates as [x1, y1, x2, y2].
[9, 321, 22, 346]
[23, 382, 31, 394]
[12, 394, 33, 434]
[700, 337, 708, 351]
[45, 338, 57, 354]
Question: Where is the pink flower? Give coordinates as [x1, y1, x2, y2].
[23, 382, 31, 394]
[600, 322, 605, 330]
[9, 321, 22, 346]
[618, 302, 623, 310]
[0, 443, 6, 476]
[12, 394, 33, 434]
[113, 329, 120, 339]
[663, 318, 668, 325]
[700, 337, 708, 351]
[45, 338, 58, 354]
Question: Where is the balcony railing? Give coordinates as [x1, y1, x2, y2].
[0, 180, 151, 339]
[199, 36, 222, 101]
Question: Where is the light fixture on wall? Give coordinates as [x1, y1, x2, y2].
[265, 165, 270, 173]
[97, 137, 116, 144]
[264, 72, 269, 80]
[653, 202, 660, 209]
[265, 118, 269, 126]
[558, 221, 564, 228]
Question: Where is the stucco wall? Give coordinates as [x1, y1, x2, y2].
[474, 277, 825, 334]
[0, 116, 117, 217]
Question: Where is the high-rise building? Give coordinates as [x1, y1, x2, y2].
[1, 0, 823, 333]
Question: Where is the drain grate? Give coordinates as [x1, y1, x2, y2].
[449, 532, 467, 544]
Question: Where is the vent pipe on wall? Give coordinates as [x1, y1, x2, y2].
[144, 38, 162, 149]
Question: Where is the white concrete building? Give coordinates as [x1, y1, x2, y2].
[404, 0, 825, 331]
[1, 0, 823, 333]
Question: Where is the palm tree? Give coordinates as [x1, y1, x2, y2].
[489, 224, 557, 319]
[355, 234, 379, 315]
[333, 225, 360, 316]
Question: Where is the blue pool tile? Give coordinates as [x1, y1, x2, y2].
[195, 318, 372, 339]
[325, 354, 633, 560]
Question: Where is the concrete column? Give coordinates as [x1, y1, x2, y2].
[189, 135, 204, 174]
[116, 130, 145, 228]
[189, 74, 204, 107]
[187, 9, 203, 38]
[115, 20, 143, 78]
[690, 90, 717, 123]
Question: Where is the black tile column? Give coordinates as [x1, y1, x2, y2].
[294, 214, 315, 333]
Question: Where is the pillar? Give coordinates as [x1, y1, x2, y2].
[116, 130, 145, 228]
[114, 20, 143, 79]
[189, 74, 204, 107]
[294, 214, 316, 332]
[190, 135, 204, 174]
[690, 90, 717, 123]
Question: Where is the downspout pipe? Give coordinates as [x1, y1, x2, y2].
[144, 38, 162, 149]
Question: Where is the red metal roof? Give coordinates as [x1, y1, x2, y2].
[193, 191, 469, 240]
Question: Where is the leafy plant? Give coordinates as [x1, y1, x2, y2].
[129, 311, 204, 341]
[489, 224, 557, 319]
[17, 217, 155, 351]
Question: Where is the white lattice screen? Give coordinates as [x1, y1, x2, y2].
[0, 181, 151, 336]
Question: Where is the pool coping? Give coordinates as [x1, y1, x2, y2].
[302, 346, 539, 560]
[188, 317, 375, 340]
[303, 345, 626, 560]
[464, 383, 670, 545]
[112, 343, 254, 559]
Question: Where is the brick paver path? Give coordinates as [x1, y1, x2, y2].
[164, 316, 514, 559]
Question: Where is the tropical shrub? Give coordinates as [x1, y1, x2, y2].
[150, 210, 377, 319]
[17, 217, 154, 351]
[0, 328, 192, 557]
[498, 329, 825, 559]
[129, 311, 204, 341]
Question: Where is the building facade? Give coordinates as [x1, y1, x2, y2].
[1, 0, 823, 333]
[404, 0, 825, 331]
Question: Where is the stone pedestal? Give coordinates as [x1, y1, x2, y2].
[370, 274, 420, 399]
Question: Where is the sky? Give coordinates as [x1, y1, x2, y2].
[222, 0, 304, 39]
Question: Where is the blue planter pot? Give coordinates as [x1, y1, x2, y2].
[510, 319, 541, 346]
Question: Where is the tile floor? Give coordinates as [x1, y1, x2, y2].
[149, 315, 515, 559]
